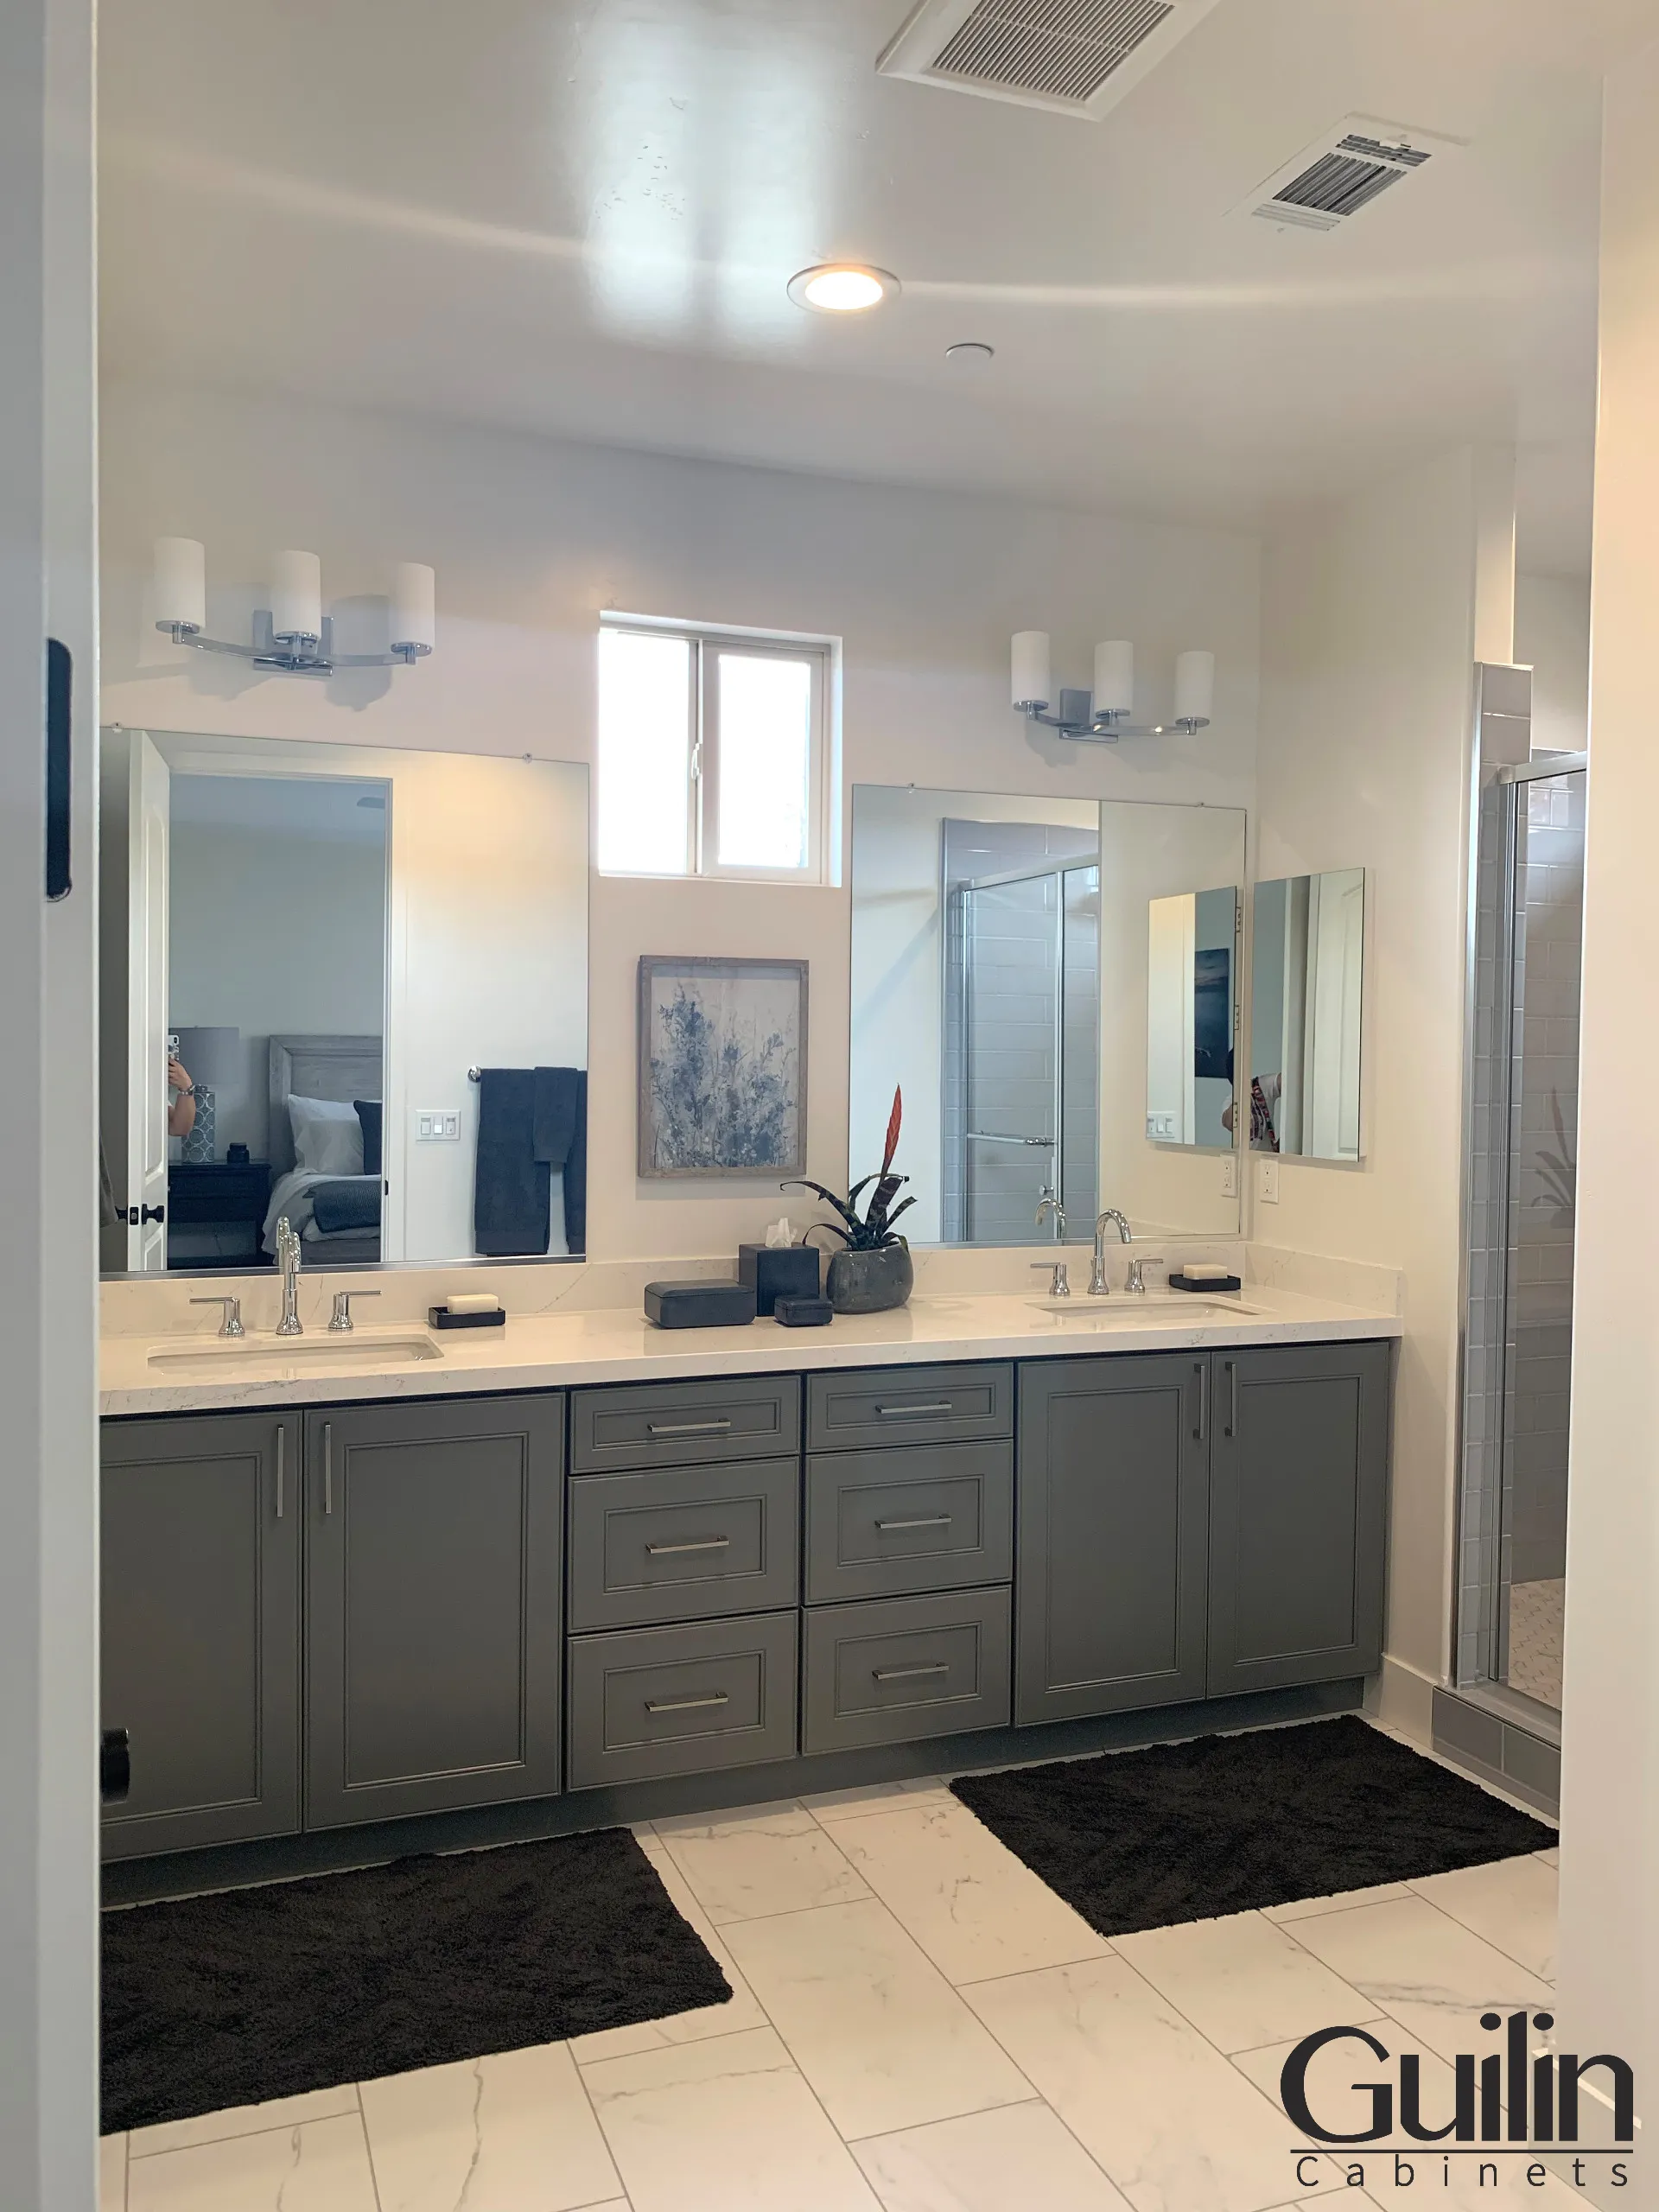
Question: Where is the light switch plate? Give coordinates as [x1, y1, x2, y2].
[1259, 1155, 1281, 1204]
[416, 1109, 461, 1142]
[1220, 1154, 1238, 1198]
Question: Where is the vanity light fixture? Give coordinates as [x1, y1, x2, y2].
[1010, 632, 1214, 741]
[787, 263, 901, 313]
[151, 537, 436, 675]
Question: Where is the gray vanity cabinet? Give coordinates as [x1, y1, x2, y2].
[1205, 1341, 1391, 1696]
[101, 1411, 301, 1859]
[303, 1394, 564, 1828]
[1015, 1354, 1211, 1726]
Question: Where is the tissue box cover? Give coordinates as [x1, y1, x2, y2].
[737, 1243, 821, 1316]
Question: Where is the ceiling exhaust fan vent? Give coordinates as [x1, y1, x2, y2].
[879, 0, 1221, 119]
[1236, 115, 1459, 236]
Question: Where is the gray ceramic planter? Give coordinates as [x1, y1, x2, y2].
[825, 1242, 913, 1315]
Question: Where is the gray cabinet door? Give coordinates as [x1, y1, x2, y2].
[305, 1394, 564, 1828]
[567, 1458, 800, 1630]
[804, 1443, 1014, 1604]
[806, 1363, 1014, 1453]
[571, 1376, 801, 1473]
[1206, 1342, 1392, 1696]
[101, 1412, 301, 1859]
[803, 1588, 1011, 1753]
[1016, 1354, 1209, 1724]
[566, 1612, 799, 1789]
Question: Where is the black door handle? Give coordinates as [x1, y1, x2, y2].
[46, 638, 71, 900]
[101, 1727, 130, 1805]
[126, 1205, 166, 1225]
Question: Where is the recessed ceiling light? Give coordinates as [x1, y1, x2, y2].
[944, 341, 995, 370]
[788, 263, 901, 314]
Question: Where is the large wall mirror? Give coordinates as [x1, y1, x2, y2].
[849, 786, 1247, 1245]
[99, 729, 588, 1276]
[1249, 868, 1366, 1160]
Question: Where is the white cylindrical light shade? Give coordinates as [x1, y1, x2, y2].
[390, 562, 436, 653]
[154, 537, 206, 632]
[1174, 649, 1215, 724]
[1092, 639, 1134, 716]
[270, 550, 322, 641]
[1011, 630, 1051, 708]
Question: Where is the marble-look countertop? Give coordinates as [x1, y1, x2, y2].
[101, 1285, 1402, 1417]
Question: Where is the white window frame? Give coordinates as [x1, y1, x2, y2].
[598, 613, 836, 885]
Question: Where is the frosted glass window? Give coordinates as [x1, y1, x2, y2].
[715, 652, 812, 871]
[596, 628, 691, 875]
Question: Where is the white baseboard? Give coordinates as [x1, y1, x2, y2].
[1363, 1652, 1439, 1745]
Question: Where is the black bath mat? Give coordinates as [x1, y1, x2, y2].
[100, 1828, 731, 2135]
[951, 1715, 1555, 1938]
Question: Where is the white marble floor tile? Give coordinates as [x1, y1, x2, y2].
[722, 1897, 1033, 2139]
[1262, 1883, 1414, 1923]
[804, 1779, 959, 1825]
[831, 1798, 1113, 1985]
[653, 1802, 872, 1924]
[126, 2113, 379, 2212]
[359, 2042, 621, 2212]
[1112, 1910, 1382, 2055]
[1407, 1855, 1557, 1980]
[852, 2102, 1133, 2210]
[569, 1847, 769, 2060]
[963, 1954, 1296, 2212]
[582, 2024, 880, 2212]
[100, 2133, 127, 2212]
[1279, 1896, 1554, 2063]
[129, 2085, 361, 2160]
[1535, 1848, 1559, 1868]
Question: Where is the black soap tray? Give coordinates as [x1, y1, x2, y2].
[1167, 1272, 1243, 1294]
[429, 1306, 508, 1330]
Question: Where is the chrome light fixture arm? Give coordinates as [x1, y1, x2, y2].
[158, 615, 430, 677]
[1017, 699, 1211, 745]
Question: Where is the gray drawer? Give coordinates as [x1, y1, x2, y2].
[805, 1442, 1014, 1604]
[803, 1587, 1011, 1754]
[571, 1375, 802, 1473]
[566, 1612, 798, 1789]
[568, 1458, 800, 1630]
[806, 1363, 1013, 1453]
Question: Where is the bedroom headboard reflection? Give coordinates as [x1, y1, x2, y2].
[98, 729, 589, 1279]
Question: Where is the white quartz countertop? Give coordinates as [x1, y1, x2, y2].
[100, 1284, 1402, 1417]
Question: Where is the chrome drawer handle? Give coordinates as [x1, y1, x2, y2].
[645, 1692, 730, 1715]
[873, 1662, 950, 1683]
[874, 1402, 955, 1418]
[645, 1536, 733, 1556]
[645, 1418, 734, 1436]
[874, 1516, 952, 1533]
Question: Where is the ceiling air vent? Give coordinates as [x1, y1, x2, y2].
[1235, 113, 1462, 235]
[879, 0, 1222, 120]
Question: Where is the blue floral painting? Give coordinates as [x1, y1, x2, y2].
[638, 957, 807, 1178]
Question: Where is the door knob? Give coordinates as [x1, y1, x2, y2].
[100, 1727, 130, 1805]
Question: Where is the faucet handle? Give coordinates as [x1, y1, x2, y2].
[190, 1294, 245, 1338]
[1031, 1260, 1071, 1297]
[329, 1288, 379, 1333]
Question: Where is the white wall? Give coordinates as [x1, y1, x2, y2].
[99, 378, 1260, 1261]
[1555, 41, 1659, 2181]
[1255, 448, 1486, 1690]
[1515, 569, 1592, 755]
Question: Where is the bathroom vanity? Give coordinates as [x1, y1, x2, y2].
[99, 1293, 1395, 1879]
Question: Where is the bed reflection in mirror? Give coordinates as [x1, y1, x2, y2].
[1249, 868, 1365, 1160]
[99, 730, 588, 1276]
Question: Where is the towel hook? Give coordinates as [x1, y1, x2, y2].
[467, 1067, 481, 1082]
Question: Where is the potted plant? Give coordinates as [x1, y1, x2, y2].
[784, 1085, 915, 1314]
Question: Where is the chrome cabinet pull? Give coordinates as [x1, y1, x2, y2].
[1194, 1361, 1208, 1442]
[645, 1692, 729, 1715]
[874, 1515, 952, 1533]
[323, 1422, 334, 1516]
[874, 1402, 954, 1419]
[873, 1662, 950, 1683]
[275, 1426, 284, 1520]
[645, 1536, 732, 1556]
[1225, 1359, 1239, 1439]
[645, 1417, 734, 1437]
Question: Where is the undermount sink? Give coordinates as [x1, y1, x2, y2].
[1027, 1294, 1261, 1320]
[148, 1332, 444, 1376]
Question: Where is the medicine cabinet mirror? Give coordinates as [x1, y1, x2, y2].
[1249, 867, 1366, 1160]
[99, 728, 589, 1278]
[849, 785, 1247, 1247]
[1145, 886, 1242, 1153]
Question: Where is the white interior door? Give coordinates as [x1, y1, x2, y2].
[126, 732, 169, 1271]
[1304, 866, 1365, 1161]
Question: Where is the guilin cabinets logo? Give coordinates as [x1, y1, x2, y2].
[1281, 2012, 1633, 2192]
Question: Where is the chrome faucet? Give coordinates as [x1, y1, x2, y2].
[1090, 1209, 1134, 1294]
[275, 1217, 303, 1336]
[1035, 1192, 1067, 1242]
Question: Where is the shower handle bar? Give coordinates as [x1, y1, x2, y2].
[965, 1131, 1056, 1147]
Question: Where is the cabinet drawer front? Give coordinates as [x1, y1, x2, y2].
[805, 1443, 1014, 1603]
[571, 1376, 802, 1472]
[806, 1363, 1014, 1453]
[566, 1613, 798, 1788]
[568, 1459, 800, 1630]
[803, 1588, 1011, 1754]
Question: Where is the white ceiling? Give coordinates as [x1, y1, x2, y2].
[99, 0, 1657, 575]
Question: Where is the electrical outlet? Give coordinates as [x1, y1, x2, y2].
[416, 1109, 461, 1142]
[1259, 1155, 1281, 1205]
[1220, 1154, 1238, 1198]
